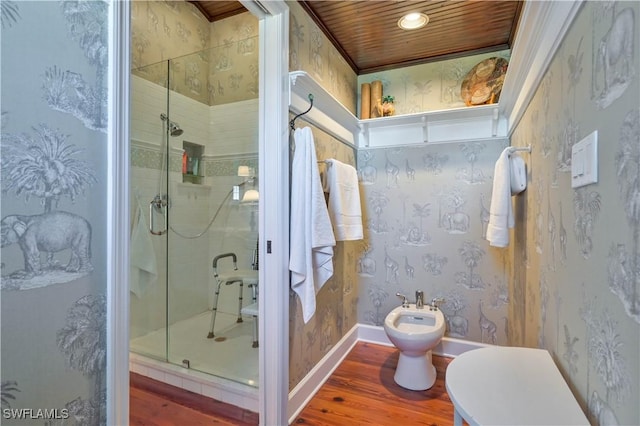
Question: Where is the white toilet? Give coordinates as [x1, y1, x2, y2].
[384, 302, 446, 390]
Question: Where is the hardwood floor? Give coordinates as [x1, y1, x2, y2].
[130, 372, 258, 426]
[293, 342, 454, 425]
[130, 342, 455, 426]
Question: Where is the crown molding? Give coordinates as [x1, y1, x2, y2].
[499, 0, 584, 135]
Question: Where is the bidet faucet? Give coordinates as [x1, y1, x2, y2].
[428, 297, 444, 311]
[396, 292, 410, 308]
[415, 291, 424, 309]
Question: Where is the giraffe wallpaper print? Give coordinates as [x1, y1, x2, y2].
[2, 1, 108, 424]
[289, 1, 639, 423]
[131, 1, 259, 106]
[510, 2, 639, 424]
[1, 2, 635, 424]
[356, 141, 512, 346]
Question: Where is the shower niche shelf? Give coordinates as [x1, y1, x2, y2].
[182, 141, 204, 184]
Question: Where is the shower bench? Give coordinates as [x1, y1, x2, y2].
[445, 346, 589, 426]
[208, 252, 258, 348]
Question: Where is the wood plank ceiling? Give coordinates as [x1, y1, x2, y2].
[189, 0, 523, 75]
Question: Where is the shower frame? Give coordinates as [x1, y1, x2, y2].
[130, 45, 262, 389]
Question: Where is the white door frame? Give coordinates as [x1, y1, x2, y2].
[244, 1, 290, 424]
[107, 1, 131, 425]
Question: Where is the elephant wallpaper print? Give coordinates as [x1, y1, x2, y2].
[509, 1, 639, 424]
[2, 1, 107, 424]
[357, 141, 512, 345]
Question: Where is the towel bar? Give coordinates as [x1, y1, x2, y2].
[507, 145, 531, 154]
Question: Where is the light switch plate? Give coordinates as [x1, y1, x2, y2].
[571, 130, 598, 188]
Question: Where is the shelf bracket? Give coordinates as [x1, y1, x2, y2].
[421, 116, 428, 143]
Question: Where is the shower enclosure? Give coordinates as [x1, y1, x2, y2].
[129, 40, 260, 387]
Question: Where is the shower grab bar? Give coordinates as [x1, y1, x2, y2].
[149, 196, 168, 235]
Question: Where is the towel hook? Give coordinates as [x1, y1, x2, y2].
[290, 93, 314, 130]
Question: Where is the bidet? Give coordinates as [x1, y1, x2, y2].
[384, 304, 446, 390]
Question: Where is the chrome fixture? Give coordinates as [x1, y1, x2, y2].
[396, 292, 410, 308]
[160, 113, 183, 137]
[428, 297, 445, 311]
[415, 290, 424, 309]
[149, 194, 168, 235]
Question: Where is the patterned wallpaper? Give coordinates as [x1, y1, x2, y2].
[286, 1, 361, 389]
[288, 125, 359, 388]
[132, 1, 259, 106]
[1, 1, 108, 424]
[288, 1, 358, 114]
[356, 141, 512, 346]
[510, 2, 639, 424]
[359, 50, 510, 115]
[286, 0, 511, 390]
[290, 2, 639, 424]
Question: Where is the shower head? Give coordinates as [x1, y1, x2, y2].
[168, 121, 183, 136]
[160, 113, 184, 137]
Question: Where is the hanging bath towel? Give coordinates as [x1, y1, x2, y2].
[486, 147, 515, 247]
[325, 159, 363, 241]
[130, 203, 158, 298]
[289, 127, 336, 323]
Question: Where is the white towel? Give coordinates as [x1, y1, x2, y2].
[486, 147, 514, 247]
[289, 127, 336, 323]
[130, 204, 157, 298]
[325, 159, 363, 241]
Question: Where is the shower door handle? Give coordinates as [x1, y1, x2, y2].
[149, 198, 168, 235]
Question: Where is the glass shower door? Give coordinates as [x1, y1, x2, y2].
[129, 59, 169, 364]
[165, 45, 260, 385]
[130, 39, 259, 387]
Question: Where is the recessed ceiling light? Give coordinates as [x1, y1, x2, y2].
[398, 12, 429, 30]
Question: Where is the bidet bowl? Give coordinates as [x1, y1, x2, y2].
[384, 304, 446, 355]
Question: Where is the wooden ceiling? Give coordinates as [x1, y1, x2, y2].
[189, 0, 524, 75]
[188, 1, 248, 22]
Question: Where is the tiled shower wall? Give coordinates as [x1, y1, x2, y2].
[130, 74, 258, 336]
[130, 2, 260, 340]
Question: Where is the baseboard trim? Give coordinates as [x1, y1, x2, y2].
[287, 323, 492, 423]
[287, 324, 359, 423]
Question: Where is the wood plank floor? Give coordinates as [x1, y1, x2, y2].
[293, 342, 454, 425]
[130, 372, 258, 426]
[130, 342, 455, 425]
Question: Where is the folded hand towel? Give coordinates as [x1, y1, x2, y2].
[325, 159, 363, 241]
[130, 204, 157, 298]
[289, 127, 336, 323]
[486, 147, 515, 247]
